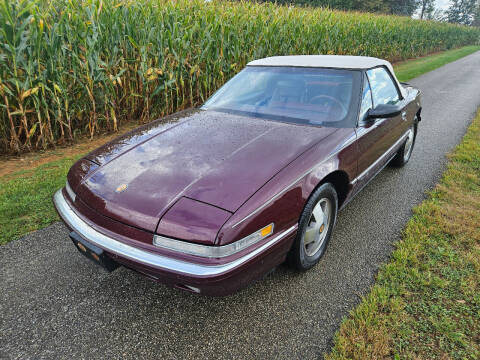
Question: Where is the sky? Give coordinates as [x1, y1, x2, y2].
[436, 0, 451, 10]
[413, 0, 451, 18]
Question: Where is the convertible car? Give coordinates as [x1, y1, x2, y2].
[54, 55, 421, 296]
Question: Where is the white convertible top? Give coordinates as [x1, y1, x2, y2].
[247, 55, 406, 97]
[248, 55, 391, 70]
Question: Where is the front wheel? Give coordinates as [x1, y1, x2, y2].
[390, 120, 417, 167]
[288, 183, 338, 271]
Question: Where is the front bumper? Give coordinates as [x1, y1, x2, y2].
[53, 189, 297, 295]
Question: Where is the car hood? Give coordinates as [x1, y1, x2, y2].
[72, 110, 337, 234]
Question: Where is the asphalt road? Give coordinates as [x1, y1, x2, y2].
[2, 51, 480, 360]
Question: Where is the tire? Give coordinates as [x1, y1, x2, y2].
[390, 119, 417, 167]
[288, 183, 338, 271]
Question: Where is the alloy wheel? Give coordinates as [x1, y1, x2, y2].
[403, 127, 415, 162]
[303, 198, 331, 257]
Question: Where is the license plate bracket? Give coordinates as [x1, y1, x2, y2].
[69, 231, 120, 272]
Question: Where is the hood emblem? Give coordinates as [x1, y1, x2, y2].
[115, 184, 128, 193]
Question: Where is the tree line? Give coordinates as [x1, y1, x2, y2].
[250, 0, 480, 25]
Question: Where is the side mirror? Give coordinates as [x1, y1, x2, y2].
[367, 103, 403, 120]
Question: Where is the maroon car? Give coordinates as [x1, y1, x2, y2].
[54, 55, 421, 296]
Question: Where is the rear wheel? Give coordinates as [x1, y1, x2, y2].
[390, 119, 417, 167]
[288, 183, 338, 271]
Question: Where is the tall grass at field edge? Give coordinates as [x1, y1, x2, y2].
[1, 0, 479, 154]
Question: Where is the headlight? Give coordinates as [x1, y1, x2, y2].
[65, 181, 76, 202]
[153, 223, 274, 258]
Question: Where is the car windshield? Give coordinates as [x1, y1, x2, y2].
[202, 66, 361, 127]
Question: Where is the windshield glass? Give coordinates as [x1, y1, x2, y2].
[202, 66, 361, 127]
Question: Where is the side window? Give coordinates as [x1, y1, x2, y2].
[367, 67, 400, 107]
[359, 75, 373, 121]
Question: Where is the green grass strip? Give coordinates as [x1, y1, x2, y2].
[326, 110, 480, 359]
[394, 45, 480, 82]
[0, 156, 81, 245]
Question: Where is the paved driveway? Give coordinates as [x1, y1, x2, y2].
[2, 51, 480, 360]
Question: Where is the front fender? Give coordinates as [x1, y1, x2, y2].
[217, 128, 357, 247]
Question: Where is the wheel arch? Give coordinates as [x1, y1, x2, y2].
[287, 169, 350, 268]
[315, 170, 351, 209]
[416, 107, 422, 122]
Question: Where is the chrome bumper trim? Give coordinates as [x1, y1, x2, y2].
[53, 190, 297, 277]
[65, 180, 76, 202]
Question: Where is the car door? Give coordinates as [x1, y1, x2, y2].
[353, 67, 404, 191]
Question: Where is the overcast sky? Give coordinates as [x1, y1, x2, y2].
[436, 0, 451, 10]
[413, 0, 450, 18]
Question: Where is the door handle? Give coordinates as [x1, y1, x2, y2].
[401, 111, 407, 121]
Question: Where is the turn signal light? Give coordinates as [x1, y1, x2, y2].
[260, 224, 274, 237]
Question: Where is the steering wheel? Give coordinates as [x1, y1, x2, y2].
[309, 95, 348, 114]
[255, 96, 272, 107]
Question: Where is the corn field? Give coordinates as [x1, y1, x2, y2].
[1, 0, 479, 154]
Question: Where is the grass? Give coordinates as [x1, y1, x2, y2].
[394, 45, 480, 82]
[326, 109, 480, 359]
[0, 156, 80, 245]
[0, 46, 479, 246]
